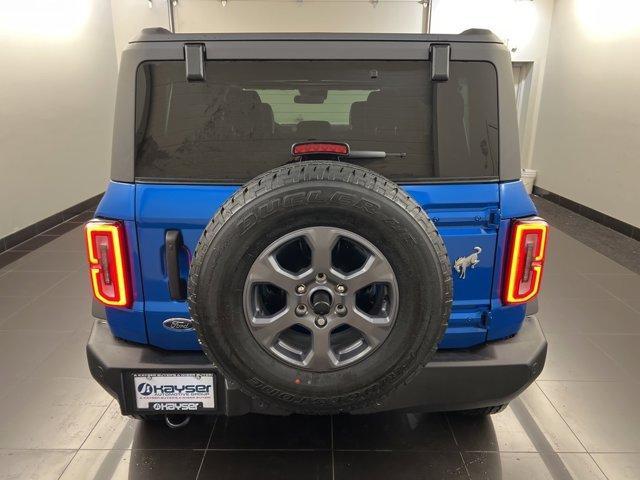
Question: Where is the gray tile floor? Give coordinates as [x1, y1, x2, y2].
[0, 201, 639, 479]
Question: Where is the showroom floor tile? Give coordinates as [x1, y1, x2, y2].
[0, 201, 639, 479]
[0, 450, 76, 480]
[462, 452, 607, 480]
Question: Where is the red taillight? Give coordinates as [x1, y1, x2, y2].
[84, 220, 131, 308]
[291, 142, 349, 156]
[502, 218, 549, 305]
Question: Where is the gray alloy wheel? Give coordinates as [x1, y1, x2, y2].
[243, 226, 399, 371]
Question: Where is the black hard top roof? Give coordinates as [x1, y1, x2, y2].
[132, 27, 502, 44]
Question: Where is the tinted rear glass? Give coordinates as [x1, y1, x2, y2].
[135, 60, 498, 183]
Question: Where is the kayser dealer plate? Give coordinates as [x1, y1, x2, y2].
[133, 373, 215, 412]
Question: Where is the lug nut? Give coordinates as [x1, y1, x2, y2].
[335, 304, 347, 316]
[295, 304, 308, 316]
[316, 273, 326, 282]
[315, 317, 327, 328]
[336, 284, 347, 294]
[296, 284, 307, 294]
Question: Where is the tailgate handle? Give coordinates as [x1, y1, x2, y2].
[165, 230, 186, 300]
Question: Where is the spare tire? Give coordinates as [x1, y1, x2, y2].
[188, 161, 452, 415]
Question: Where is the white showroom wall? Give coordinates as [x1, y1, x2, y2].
[172, 0, 426, 34]
[531, 0, 640, 228]
[110, 0, 427, 60]
[111, 0, 171, 63]
[0, 0, 119, 239]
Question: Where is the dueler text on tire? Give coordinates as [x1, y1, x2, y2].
[188, 161, 452, 415]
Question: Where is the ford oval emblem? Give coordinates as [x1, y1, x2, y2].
[162, 318, 194, 332]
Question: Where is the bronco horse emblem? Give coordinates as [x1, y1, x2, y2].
[453, 247, 482, 279]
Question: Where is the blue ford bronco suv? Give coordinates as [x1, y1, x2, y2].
[85, 28, 548, 424]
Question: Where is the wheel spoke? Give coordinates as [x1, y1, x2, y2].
[304, 227, 340, 274]
[247, 254, 302, 291]
[344, 308, 392, 348]
[250, 308, 298, 347]
[344, 254, 395, 293]
[304, 328, 338, 370]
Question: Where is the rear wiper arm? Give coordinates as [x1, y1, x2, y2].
[346, 151, 406, 160]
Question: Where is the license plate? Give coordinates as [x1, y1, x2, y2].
[133, 373, 215, 412]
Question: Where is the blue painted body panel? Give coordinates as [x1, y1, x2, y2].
[500, 181, 537, 219]
[485, 181, 537, 341]
[94, 179, 538, 351]
[404, 184, 500, 349]
[95, 181, 136, 221]
[135, 185, 238, 349]
[94, 184, 147, 343]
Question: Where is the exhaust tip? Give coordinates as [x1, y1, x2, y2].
[165, 414, 191, 429]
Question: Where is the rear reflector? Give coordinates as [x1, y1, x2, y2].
[502, 218, 549, 305]
[84, 220, 131, 308]
[291, 142, 349, 156]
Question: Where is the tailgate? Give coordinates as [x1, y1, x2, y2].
[135, 183, 500, 350]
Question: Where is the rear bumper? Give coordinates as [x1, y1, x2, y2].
[87, 316, 547, 416]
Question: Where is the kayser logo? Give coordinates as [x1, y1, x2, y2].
[137, 383, 154, 396]
[137, 383, 212, 396]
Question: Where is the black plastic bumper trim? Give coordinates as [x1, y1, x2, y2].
[87, 316, 547, 416]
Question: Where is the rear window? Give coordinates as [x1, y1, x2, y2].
[135, 60, 498, 183]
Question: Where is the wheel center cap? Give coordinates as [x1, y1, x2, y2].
[310, 289, 332, 316]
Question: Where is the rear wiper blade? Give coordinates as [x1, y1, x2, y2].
[346, 151, 406, 160]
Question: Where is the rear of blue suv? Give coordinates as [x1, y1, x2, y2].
[86, 29, 548, 421]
